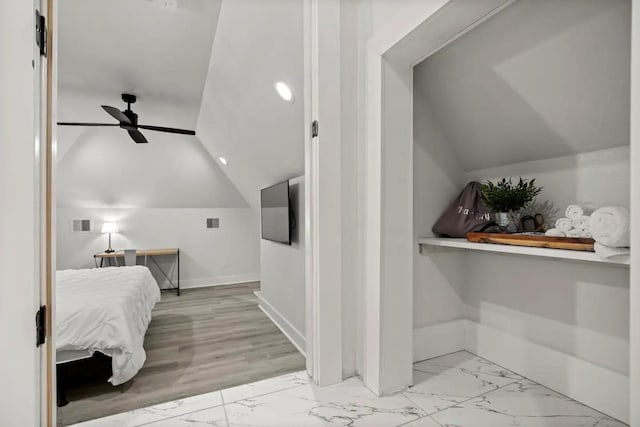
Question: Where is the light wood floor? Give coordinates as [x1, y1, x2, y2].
[57, 283, 306, 426]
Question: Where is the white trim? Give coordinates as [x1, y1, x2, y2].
[418, 237, 630, 266]
[256, 292, 307, 357]
[465, 320, 629, 424]
[630, 0, 640, 424]
[303, 0, 315, 381]
[177, 274, 260, 290]
[308, 0, 343, 387]
[363, 0, 539, 397]
[411, 319, 630, 422]
[413, 320, 466, 363]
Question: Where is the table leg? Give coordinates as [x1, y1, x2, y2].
[149, 255, 178, 294]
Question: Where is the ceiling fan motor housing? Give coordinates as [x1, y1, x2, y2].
[122, 110, 138, 129]
[121, 93, 137, 104]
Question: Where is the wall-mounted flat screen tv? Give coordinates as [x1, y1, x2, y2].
[261, 180, 291, 245]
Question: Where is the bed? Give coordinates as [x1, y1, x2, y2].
[56, 266, 161, 386]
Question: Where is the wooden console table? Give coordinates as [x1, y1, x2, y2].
[94, 248, 180, 295]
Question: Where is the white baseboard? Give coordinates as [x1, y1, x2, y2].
[464, 320, 629, 424]
[166, 273, 260, 290]
[413, 319, 466, 362]
[255, 293, 306, 357]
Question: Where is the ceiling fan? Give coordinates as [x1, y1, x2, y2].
[57, 93, 196, 144]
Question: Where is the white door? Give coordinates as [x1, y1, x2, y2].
[0, 0, 48, 426]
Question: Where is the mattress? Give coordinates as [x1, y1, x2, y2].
[56, 266, 161, 385]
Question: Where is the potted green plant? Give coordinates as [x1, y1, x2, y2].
[480, 178, 542, 229]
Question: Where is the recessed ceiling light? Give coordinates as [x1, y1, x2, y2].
[275, 82, 294, 103]
[219, 156, 228, 166]
[156, 0, 179, 11]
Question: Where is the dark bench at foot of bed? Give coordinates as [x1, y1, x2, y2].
[56, 353, 113, 407]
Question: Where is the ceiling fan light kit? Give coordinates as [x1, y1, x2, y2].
[57, 93, 196, 144]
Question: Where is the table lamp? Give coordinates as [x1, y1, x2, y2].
[101, 222, 119, 253]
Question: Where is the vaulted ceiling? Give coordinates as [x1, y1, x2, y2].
[57, 89, 247, 208]
[57, 0, 304, 209]
[58, 0, 222, 107]
[196, 0, 304, 206]
[414, 0, 631, 172]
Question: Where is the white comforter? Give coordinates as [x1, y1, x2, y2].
[56, 266, 161, 385]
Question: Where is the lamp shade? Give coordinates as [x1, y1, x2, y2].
[101, 222, 119, 234]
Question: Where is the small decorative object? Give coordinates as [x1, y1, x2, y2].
[432, 182, 492, 238]
[520, 213, 545, 232]
[101, 222, 119, 253]
[480, 177, 543, 231]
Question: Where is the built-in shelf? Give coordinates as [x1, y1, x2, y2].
[418, 237, 630, 267]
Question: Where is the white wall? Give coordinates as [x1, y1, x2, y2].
[57, 89, 248, 209]
[458, 147, 631, 374]
[196, 0, 305, 207]
[413, 105, 631, 423]
[465, 146, 630, 217]
[259, 176, 305, 350]
[340, 0, 360, 379]
[57, 207, 260, 288]
[55, 89, 260, 286]
[410, 0, 631, 418]
[0, 0, 40, 425]
[463, 252, 629, 373]
[413, 78, 466, 329]
[339, 0, 420, 380]
[414, 0, 631, 171]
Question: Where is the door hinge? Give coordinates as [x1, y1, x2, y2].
[311, 120, 319, 138]
[36, 305, 47, 347]
[35, 11, 47, 57]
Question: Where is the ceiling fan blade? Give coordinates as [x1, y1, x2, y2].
[57, 122, 120, 127]
[127, 129, 149, 144]
[102, 105, 132, 125]
[138, 124, 196, 135]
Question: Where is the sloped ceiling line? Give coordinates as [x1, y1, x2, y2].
[57, 0, 251, 209]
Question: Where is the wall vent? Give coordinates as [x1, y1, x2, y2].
[206, 218, 219, 229]
[71, 219, 92, 233]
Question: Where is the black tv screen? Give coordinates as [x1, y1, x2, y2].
[261, 180, 291, 245]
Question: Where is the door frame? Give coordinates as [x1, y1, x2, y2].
[38, 0, 344, 423]
[630, 0, 640, 423]
[0, 0, 49, 426]
[306, 0, 343, 386]
[364, 0, 639, 422]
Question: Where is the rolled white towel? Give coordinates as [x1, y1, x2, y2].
[555, 218, 573, 232]
[545, 228, 566, 237]
[565, 229, 582, 238]
[590, 206, 630, 247]
[571, 215, 591, 232]
[565, 205, 584, 220]
[594, 242, 630, 260]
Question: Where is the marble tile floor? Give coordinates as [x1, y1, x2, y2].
[72, 351, 627, 427]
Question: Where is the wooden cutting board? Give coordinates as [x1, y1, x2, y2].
[466, 232, 595, 252]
